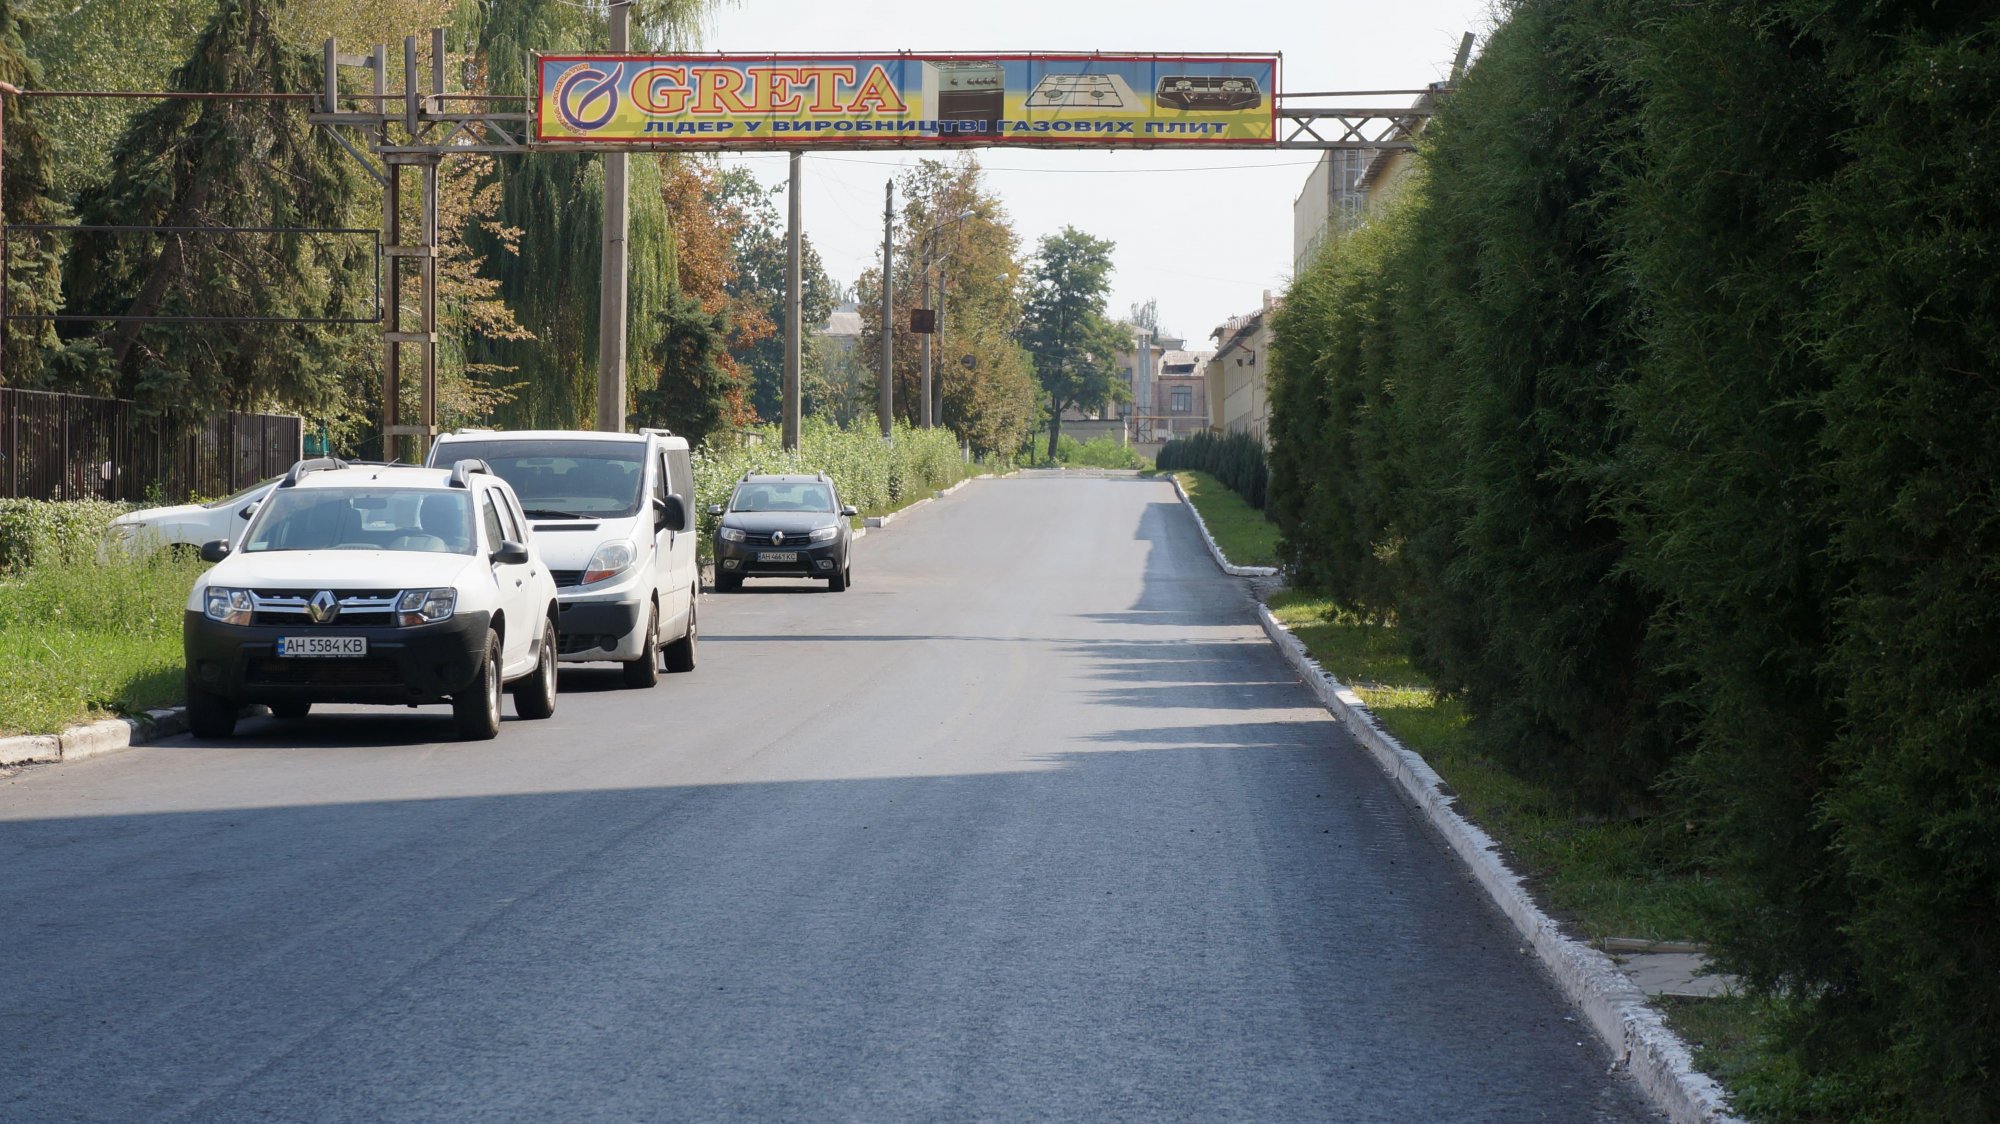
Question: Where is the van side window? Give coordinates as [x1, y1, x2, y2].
[667, 449, 693, 498]
[653, 451, 668, 503]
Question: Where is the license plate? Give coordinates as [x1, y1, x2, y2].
[758, 551, 798, 563]
[277, 636, 367, 658]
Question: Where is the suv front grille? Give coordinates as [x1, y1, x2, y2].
[742, 531, 828, 548]
[248, 589, 400, 627]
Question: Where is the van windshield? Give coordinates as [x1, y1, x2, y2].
[440, 440, 645, 518]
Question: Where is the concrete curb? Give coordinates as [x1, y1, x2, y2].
[0, 707, 188, 769]
[863, 471, 997, 529]
[1255, 603, 1738, 1124]
[1167, 475, 1281, 577]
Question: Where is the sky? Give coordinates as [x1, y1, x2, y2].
[694, 0, 1498, 347]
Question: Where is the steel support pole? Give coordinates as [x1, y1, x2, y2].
[879, 179, 894, 440]
[596, 0, 631, 433]
[782, 151, 803, 452]
[920, 230, 933, 430]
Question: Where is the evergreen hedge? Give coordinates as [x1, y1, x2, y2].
[1154, 430, 1267, 510]
[1267, 0, 2000, 1114]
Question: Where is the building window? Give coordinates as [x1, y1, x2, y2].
[1171, 387, 1192, 414]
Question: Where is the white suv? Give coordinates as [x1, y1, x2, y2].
[183, 458, 561, 740]
[427, 428, 699, 687]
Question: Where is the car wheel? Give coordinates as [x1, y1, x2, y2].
[270, 701, 311, 720]
[513, 618, 558, 719]
[452, 631, 503, 740]
[664, 590, 697, 673]
[186, 678, 238, 739]
[827, 563, 847, 593]
[623, 603, 661, 688]
[715, 572, 742, 593]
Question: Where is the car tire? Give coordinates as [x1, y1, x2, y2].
[452, 631, 503, 741]
[827, 563, 847, 593]
[270, 701, 311, 720]
[186, 679, 238, 739]
[513, 618, 558, 719]
[715, 572, 742, 593]
[622, 604, 661, 688]
[664, 590, 697, 673]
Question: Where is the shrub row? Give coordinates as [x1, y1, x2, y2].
[0, 499, 132, 573]
[691, 419, 967, 546]
[1154, 431, 1265, 510]
[1268, 0, 2000, 1116]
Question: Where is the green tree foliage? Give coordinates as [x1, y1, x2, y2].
[855, 156, 1039, 456]
[1270, 0, 2000, 1112]
[1019, 226, 1126, 462]
[60, 0, 373, 417]
[629, 287, 729, 447]
[469, 0, 701, 429]
[704, 167, 834, 423]
[0, 0, 66, 386]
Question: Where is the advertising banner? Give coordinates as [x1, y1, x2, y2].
[535, 54, 1279, 147]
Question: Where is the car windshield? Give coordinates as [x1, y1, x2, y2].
[242, 488, 474, 554]
[439, 440, 644, 518]
[730, 482, 835, 513]
[202, 476, 279, 510]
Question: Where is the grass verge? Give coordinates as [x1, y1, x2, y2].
[0, 552, 205, 737]
[1173, 470, 1281, 569]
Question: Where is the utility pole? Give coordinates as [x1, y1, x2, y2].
[935, 267, 947, 429]
[879, 179, 894, 440]
[782, 151, 802, 451]
[920, 245, 933, 430]
[595, 0, 631, 433]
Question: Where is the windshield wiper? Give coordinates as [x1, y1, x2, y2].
[524, 508, 588, 520]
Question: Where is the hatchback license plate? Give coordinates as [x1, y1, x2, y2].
[277, 636, 367, 658]
[758, 551, 798, 563]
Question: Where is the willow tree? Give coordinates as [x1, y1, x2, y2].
[61, 0, 372, 416]
[468, 0, 708, 430]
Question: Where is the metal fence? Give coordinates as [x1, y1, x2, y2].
[0, 387, 302, 503]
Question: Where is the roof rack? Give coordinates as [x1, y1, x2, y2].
[447, 458, 495, 489]
[639, 427, 675, 438]
[280, 457, 349, 487]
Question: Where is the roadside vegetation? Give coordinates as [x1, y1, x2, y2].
[1024, 433, 1148, 471]
[1170, 471, 1278, 570]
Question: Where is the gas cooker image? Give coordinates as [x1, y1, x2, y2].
[927, 61, 1006, 130]
[1155, 75, 1263, 112]
[1024, 73, 1141, 112]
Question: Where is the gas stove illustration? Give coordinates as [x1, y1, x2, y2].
[1024, 73, 1141, 112]
[926, 61, 1007, 131]
[1155, 75, 1263, 112]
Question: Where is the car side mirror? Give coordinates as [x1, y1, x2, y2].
[656, 494, 689, 532]
[705, 503, 724, 517]
[238, 502, 259, 520]
[199, 539, 231, 564]
[839, 504, 858, 518]
[492, 540, 530, 566]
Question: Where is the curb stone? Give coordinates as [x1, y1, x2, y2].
[1255, 603, 1738, 1124]
[1, 707, 188, 769]
[1167, 475, 1281, 577]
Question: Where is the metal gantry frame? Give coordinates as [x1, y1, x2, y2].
[308, 29, 530, 462]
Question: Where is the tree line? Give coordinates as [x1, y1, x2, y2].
[0, 0, 1132, 464]
[1268, 0, 2000, 1116]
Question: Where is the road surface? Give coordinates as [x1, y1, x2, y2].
[0, 471, 1656, 1121]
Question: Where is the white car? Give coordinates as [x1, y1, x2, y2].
[183, 458, 561, 741]
[427, 428, 699, 687]
[105, 477, 279, 555]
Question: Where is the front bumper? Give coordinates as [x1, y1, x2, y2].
[183, 610, 492, 706]
[554, 595, 647, 661]
[714, 536, 844, 578]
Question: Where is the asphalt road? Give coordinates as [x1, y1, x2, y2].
[1, 471, 1658, 1122]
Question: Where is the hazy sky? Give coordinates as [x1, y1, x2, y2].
[695, 0, 1497, 345]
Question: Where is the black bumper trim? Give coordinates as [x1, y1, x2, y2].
[184, 609, 492, 705]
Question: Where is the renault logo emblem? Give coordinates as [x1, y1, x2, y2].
[308, 590, 339, 623]
[771, 531, 785, 545]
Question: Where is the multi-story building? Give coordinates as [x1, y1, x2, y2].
[1207, 293, 1277, 447]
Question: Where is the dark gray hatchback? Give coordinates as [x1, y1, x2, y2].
[708, 473, 856, 592]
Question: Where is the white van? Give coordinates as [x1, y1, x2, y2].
[428, 428, 698, 686]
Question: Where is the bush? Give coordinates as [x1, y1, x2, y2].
[1154, 430, 1266, 509]
[0, 499, 132, 573]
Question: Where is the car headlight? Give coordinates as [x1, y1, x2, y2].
[717, 526, 747, 543]
[582, 540, 636, 585]
[807, 525, 839, 543]
[204, 586, 253, 625]
[396, 588, 456, 626]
